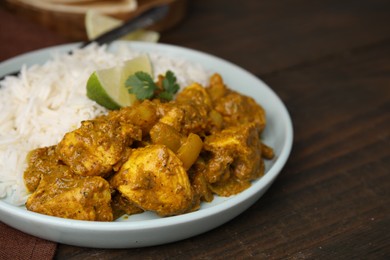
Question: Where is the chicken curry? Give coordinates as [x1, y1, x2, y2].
[23, 73, 274, 221]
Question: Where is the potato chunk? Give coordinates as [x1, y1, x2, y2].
[176, 133, 203, 170]
[150, 122, 184, 152]
[111, 145, 193, 216]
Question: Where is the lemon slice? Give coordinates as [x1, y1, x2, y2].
[85, 10, 160, 42]
[86, 55, 153, 109]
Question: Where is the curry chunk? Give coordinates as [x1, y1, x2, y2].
[26, 170, 113, 221]
[57, 118, 142, 177]
[188, 161, 214, 210]
[150, 122, 184, 152]
[111, 145, 193, 216]
[207, 73, 228, 102]
[106, 99, 159, 135]
[111, 192, 144, 220]
[176, 82, 225, 134]
[23, 72, 274, 221]
[209, 74, 266, 133]
[176, 83, 213, 114]
[157, 101, 209, 136]
[24, 145, 68, 193]
[202, 123, 265, 196]
[157, 83, 216, 136]
[214, 91, 266, 132]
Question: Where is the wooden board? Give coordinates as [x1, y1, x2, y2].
[4, 0, 187, 40]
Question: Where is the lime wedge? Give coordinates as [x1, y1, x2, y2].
[85, 10, 160, 42]
[86, 55, 153, 109]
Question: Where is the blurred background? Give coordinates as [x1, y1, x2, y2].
[1, 0, 187, 40]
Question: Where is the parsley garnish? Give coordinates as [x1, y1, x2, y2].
[125, 70, 180, 101]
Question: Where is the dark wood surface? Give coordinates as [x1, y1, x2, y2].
[1, 0, 389, 259]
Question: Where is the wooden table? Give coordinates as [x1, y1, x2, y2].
[1, 0, 389, 258]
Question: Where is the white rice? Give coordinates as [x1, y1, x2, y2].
[0, 43, 210, 205]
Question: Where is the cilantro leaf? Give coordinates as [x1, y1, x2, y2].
[125, 70, 180, 101]
[125, 71, 157, 100]
[157, 91, 174, 101]
[162, 70, 180, 95]
[157, 71, 180, 101]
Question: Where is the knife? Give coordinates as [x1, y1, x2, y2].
[80, 5, 169, 48]
[0, 5, 169, 80]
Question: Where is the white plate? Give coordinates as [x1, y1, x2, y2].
[0, 42, 293, 248]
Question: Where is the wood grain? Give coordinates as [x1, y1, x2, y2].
[54, 1, 389, 258]
[0, 0, 389, 258]
[53, 41, 390, 259]
[163, 0, 390, 76]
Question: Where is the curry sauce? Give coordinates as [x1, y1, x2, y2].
[24, 73, 274, 221]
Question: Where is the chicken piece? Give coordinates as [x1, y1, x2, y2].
[176, 82, 225, 134]
[209, 74, 266, 133]
[156, 102, 207, 136]
[26, 168, 113, 221]
[188, 158, 214, 209]
[24, 145, 69, 192]
[154, 83, 215, 136]
[176, 82, 213, 113]
[107, 99, 159, 136]
[202, 123, 265, 194]
[214, 91, 266, 132]
[111, 192, 144, 220]
[56, 118, 142, 177]
[208, 176, 252, 197]
[156, 102, 184, 130]
[261, 142, 275, 159]
[111, 145, 193, 216]
[207, 73, 228, 103]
